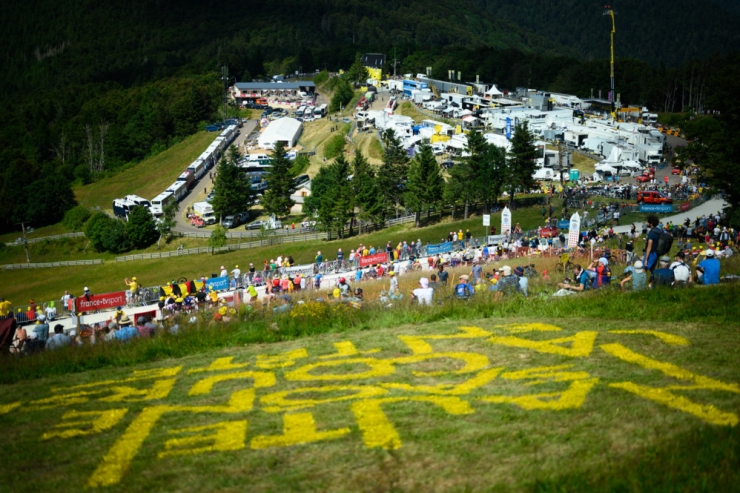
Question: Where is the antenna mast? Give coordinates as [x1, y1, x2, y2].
[604, 6, 617, 119]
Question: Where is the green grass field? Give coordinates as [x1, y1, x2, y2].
[75, 132, 218, 209]
[1, 283, 739, 492]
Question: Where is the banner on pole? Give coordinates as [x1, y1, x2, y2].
[426, 242, 453, 255]
[567, 212, 581, 249]
[359, 252, 389, 267]
[501, 207, 512, 236]
[75, 291, 127, 313]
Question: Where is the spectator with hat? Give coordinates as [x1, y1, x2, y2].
[490, 266, 520, 300]
[115, 315, 138, 342]
[454, 275, 474, 299]
[514, 266, 528, 296]
[696, 249, 720, 285]
[620, 260, 648, 292]
[411, 278, 434, 306]
[124, 276, 138, 305]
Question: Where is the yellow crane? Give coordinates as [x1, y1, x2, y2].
[604, 6, 617, 119]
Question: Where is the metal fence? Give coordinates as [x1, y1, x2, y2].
[5, 231, 86, 246]
[3, 259, 103, 270]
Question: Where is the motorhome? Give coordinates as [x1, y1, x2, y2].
[123, 195, 151, 209]
[112, 198, 136, 219]
[166, 180, 188, 202]
[177, 170, 195, 190]
[313, 104, 327, 118]
[150, 191, 175, 217]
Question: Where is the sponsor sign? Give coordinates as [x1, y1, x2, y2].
[501, 207, 512, 235]
[487, 234, 508, 245]
[359, 252, 389, 267]
[639, 204, 673, 213]
[205, 276, 230, 292]
[558, 220, 570, 229]
[567, 212, 581, 249]
[75, 291, 127, 313]
[680, 202, 691, 212]
[505, 117, 512, 139]
[426, 242, 453, 255]
[482, 214, 490, 227]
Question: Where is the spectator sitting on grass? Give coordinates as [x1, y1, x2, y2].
[46, 324, 72, 351]
[490, 266, 520, 300]
[115, 316, 139, 342]
[554, 265, 589, 296]
[514, 266, 528, 296]
[620, 260, 648, 292]
[651, 256, 675, 287]
[696, 249, 721, 285]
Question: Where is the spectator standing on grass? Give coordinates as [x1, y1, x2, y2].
[389, 271, 398, 292]
[643, 214, 661, 272]
[33, 315, 49, 342]
[470, 261, 483, 285]
[438, 265, 449, 286]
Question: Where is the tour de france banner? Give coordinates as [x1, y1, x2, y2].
[205, 276, 230, 292]
[501, 207, 512, 236]
[567, 212, 581, 248]
[359, 252, 389, 267]
[426, 241, 453, 255]
[75, 291, 127, 313]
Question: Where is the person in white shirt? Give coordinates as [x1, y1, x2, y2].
[231, 265, 241, 282]
[219, 265, 228, 278]
[389, 271, 398, 292]
[669, 251, 691, 284]
[411, 278, 434, 306]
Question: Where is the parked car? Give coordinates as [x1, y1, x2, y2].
[441, 161, 455, 169]
[637, 190, 672, 204]
[431, 143, 446, 155]
[671, 167, 681, 175]
[222, 215, 238, 229]
[539, 226, 559, 238]
[245, 220, 267, 230]
[635, 174, 651, 183]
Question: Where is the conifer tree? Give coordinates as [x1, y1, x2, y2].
[262, 141, 296, 218]
[211, 145, 254, 221]
[351, 150, 383, 234]
[406, 143, 444, 227]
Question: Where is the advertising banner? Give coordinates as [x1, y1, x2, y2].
[680, 202, 691, 212]
[501, 207, 512, 236]
[567, 212, 581, 249]
[487, 235, 508, 245]
[359, 252, 389, 267]
[426, 242, 453, 255]
[505, 117, 512, 139]
[75, 291, 127, 313]
[482, 214, 490, 227]
[205, 276, 230, 292]
[639, 204, 673, 213]
[558, 220, 570, 229]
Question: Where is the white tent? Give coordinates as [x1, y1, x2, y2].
[485, 84, 503, 97]
[258, 118, 303, 149]
[595, 163, 618, 174]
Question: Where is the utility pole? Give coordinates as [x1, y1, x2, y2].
[393, 47, 398, 77]
[221, 65, 229, 121]
[604, 6, 617, 119]
[16, 222, 30, 263]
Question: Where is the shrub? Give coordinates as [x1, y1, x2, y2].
[84, 212, 130, 253]
[62, 205, 92, 231]
[323, 134, 346, 160]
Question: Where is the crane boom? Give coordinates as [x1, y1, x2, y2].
[604, 6, 617, 119]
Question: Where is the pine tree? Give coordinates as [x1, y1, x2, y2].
[351, 150, 383, 234]
[478, 143, 508, 212]
[452, 129, 490, 219]
[211, 145, 254, 221]
[262, 141, 296, 218]
[406, 143, 444, 227]
[505, 122, 539, 207]
[377, 129, 409, 219]
[346, 53, 369, 87]
[311, 155, 353, 238]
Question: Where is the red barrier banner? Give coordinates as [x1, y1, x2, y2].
[680, 202, 691, 212]
[75, 291, 127, 312]
[359, 252, 389, 267]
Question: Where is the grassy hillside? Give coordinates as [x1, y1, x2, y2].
[0, 286, 738, 491]
[75, 131, 218, 209]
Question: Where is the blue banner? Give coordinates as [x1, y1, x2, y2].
[558, 220, 570, 229]
[639, 204, 673, 213]
[505, 117, 512, 139]
[205, 276, 230, 291]
[426, 241, 453, 255]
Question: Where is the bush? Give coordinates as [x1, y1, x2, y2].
[84, 212, 130, 253]
[62, 205, 92, 231]
[313, 71, 329, 85]
[323, 134, 346, 160]
[124, 206, 158, 249]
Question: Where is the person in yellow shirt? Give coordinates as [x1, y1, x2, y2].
[0, 298, 12, 318]
[125, 276, 138, 305]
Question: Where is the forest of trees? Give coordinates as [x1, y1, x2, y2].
[1, 0, 738, 232]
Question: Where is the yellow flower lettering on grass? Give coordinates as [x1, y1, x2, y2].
[602, 343, 739, 426]
[319, 340, 380, 359]
[188, 356, 250, 374]
[608, 330, 690, 346]
[284, 357, 396, 381]
[89, 389, 256, 487]
[390, 352, 491, 377]
[479, 365, 598, 411]
[31, 379, 177, 410]
[255, 349, 308, 369]
[188, 371, 276, 396]
[493, 323, 564, 334]
[351, 396, 474, 450]
[0, 402, 21, 415]
[398, 326, 492, 354]
[251, 412, 350, 449]
[488, 331, 598, 358]
[159, 420, 248, 458]
[43, 409, 128, 440]
[261, 385, 387, 412]
[59, 366, 182, 392]
[383, 368, 503, 395]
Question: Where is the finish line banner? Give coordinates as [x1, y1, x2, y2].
[426, 242, 453, 255]
[359, 252, 389, 267]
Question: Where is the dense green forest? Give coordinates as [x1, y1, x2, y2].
[0, 0, 738, 233]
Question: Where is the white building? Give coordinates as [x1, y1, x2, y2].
[257, 118, 303, 149]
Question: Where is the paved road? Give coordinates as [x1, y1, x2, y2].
[174, 120, 258, 234]
[613, 198, 727, 234]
